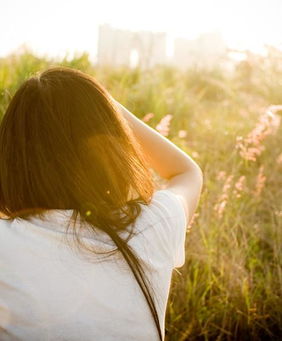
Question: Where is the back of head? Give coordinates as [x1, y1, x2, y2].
[0, 66, 155, 223]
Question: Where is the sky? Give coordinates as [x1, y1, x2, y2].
[1, 0, 282, 62]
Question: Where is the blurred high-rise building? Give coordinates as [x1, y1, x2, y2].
[172, 32, 227, 69]
[97, 24, 167, 69]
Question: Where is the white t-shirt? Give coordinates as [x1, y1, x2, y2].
[0, 189, 188, 341]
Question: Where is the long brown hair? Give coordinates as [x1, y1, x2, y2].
[0, 66, 163, 340]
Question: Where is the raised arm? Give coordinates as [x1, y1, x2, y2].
[113, 100, 203, 225]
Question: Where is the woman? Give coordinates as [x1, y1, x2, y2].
[0, 66, 203, 341]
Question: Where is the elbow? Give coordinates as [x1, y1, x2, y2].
[193, 164, 204, 190]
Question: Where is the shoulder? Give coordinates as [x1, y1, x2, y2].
[134, 189, 188, 268]
[148, 189, 187, 222]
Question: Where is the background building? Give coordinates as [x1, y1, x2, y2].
[172, 32, 227, 69]
[97, 24, 167, 68]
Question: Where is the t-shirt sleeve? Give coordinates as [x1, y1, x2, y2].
[146, 189, 188, 268]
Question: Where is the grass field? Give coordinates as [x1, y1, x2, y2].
[0, 48, 281, 340]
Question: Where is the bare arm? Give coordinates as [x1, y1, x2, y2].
[113, 100, 203, 224]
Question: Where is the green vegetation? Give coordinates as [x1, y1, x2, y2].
[1, 47, 281, 340]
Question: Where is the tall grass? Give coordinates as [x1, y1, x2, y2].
[0, 47, 281, 340]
